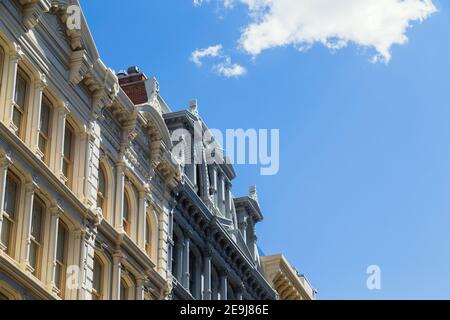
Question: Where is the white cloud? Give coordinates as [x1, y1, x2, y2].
[214, 58, 247, 77]
[196, 0, 437, 63]
[190, 45, 223, 66]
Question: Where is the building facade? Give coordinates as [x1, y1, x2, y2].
[261, 255, 316, 300]
[0, 0, 281, 300]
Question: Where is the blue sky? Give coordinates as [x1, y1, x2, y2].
[80, 0, 450, 299]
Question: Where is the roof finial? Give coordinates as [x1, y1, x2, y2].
[189, 99, 199, 116]
[249, 185, 258, 202]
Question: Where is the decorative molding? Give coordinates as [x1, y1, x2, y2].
[19, 0, 51, 31]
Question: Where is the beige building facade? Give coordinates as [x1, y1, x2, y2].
[0, 0, 179, 300]
[261, 255, 317, 300]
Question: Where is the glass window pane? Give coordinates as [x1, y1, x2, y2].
[123, 194, 129, 221]
[29, 241, 37, 270]
[64, 126, 73, 159]
[14, 74, 26, 108]
[56, 224, 66, 262]
[12, 108, 22, 130]
[38, 135, 47, 155]
[40, 102, 50, 135]
[98, 168, 106, 195]
[1, 219, 11, 248]
[31, 200, 43, 240]
[120, 281, 127, 300]
[93, 258, 102, 293]
[54, 264, 61, 289]
[4, 176, 18, 218]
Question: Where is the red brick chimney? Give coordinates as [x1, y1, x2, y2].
[118, 66, 148, 105]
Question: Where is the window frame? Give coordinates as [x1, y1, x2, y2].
[123, 191, 131, 235]
[62, 121, 75, 187]
[29, 195, 46, 277]
[1, 171, 20, 256]
[92, 255, 103, 300]
[12, 69, 29, 138]
[97, 164, 107, 214]
[55, 221, 68, 297]
[38, 96, 52, 164]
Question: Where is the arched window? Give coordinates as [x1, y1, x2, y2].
[1, 171, 20, 255]
[62, 122, 74, 187]
[97, 165, 106, 214]
[38, 96, 52, 163]
[55, 222, 68, 297]
[92, 256, 103, 300]
[30, 196, 45, 277]
[123, 191, 130, 235]
[12, 70, 29, 138]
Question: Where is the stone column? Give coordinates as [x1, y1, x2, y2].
[19, 179, 37, 272]
[135, 276, 146, 300]
[225, 181, 232, 219]
[208, 166, 218, 206]
[111, 252, 123, 300]
[220, 269, 228, 300]
[182, 232, 190, 289]
[217, 173, 225, 214]
[137, 191, 147, 250]
[78, 222, 97, 300]
[2, 44, 23, 127]
[45, 204, 63, 294]
[202, 247, 212, 300]
[83, 117, 101, 210]
[114, 161, 126, 232]
[0, 154, 12, 252]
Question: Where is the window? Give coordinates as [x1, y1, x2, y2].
[120, 279, 128, 300]
[12, 71, 28, 137]
[97, 165, 106, 213]
[29, 196, 45, 276]
[62, 122, 74, 186]
[38, 98, 52, 162]
[172, 234, 178, 279]
[145, 218, 151, 256]
[92, 256, 103, 300]
[123, 192, 130, 234]
[1, 172, 19, 254]
[55, 222, 68, 296]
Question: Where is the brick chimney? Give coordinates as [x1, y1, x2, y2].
[118, 66, 149, 105]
